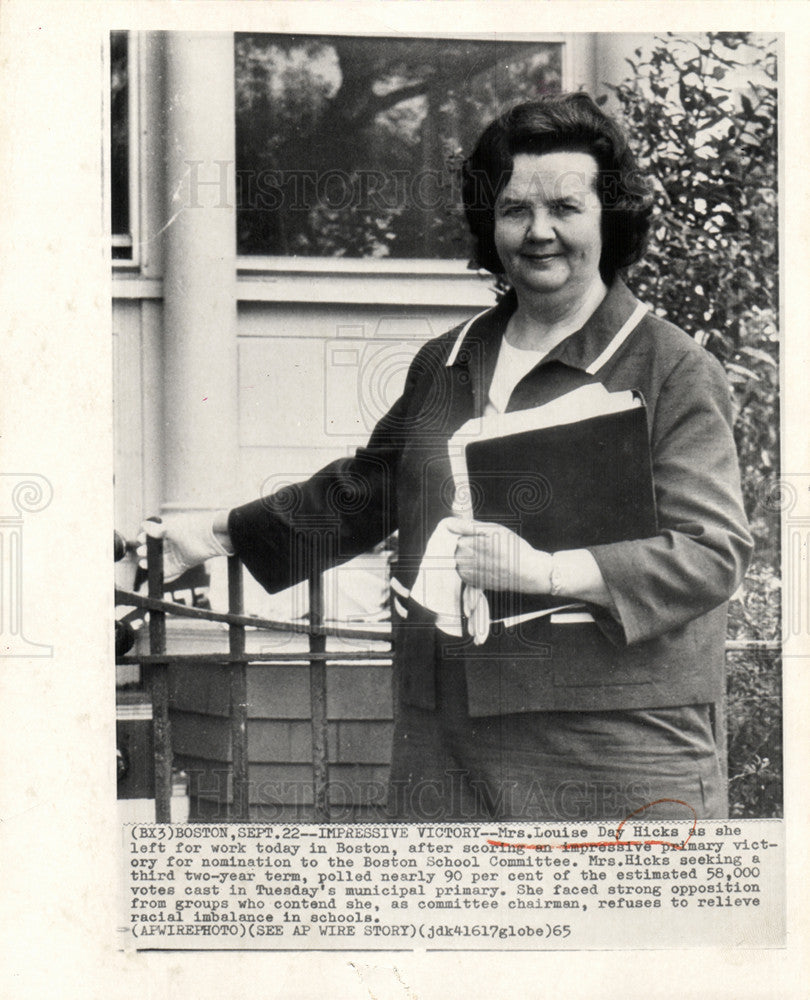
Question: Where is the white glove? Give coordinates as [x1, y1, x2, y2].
[137, 512, 234, 583]
[462, 583, 491, 646]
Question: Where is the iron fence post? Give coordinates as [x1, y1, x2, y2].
[146, 531, 172, 822]
[228, 556, 250, 821]
[308, 570, 329, 822]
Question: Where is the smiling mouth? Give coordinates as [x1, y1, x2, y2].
[522, 252, 560, 262]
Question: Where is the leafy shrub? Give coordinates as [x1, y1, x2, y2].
[607, 33, 780, 816]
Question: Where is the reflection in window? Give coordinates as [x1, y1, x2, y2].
[235, 34, 563, 259]
[111, 31, 131, 260]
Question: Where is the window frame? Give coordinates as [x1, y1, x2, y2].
[110, 30, 584, 302]
[235, 30, 576, 282]
[109, 30, 143, 270]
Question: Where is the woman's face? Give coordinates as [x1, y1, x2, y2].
[493, 151, 603, 301]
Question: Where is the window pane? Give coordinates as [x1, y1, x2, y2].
[111, 30, 131, 259]
[235, 34, 563, 259]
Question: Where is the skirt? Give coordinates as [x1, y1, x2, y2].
[386, 655, 724, 823]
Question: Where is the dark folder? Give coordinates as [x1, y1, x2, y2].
[463, 400, 658, 621]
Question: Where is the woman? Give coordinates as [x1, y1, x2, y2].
[145, 94, 752, 822]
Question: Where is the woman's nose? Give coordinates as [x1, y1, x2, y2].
[525, 208, 555, 242]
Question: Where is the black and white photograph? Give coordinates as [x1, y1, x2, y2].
[113, 30, 779, 826]
[2, 2, 808, 997]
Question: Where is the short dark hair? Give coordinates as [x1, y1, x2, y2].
[461, 93, 654, 283]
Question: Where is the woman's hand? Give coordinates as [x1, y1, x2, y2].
[136, 511, 234, 583]
[446, 518, 614, 608]
[446, 518, 552, 593]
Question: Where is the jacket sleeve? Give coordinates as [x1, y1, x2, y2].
[227, 343, 430, 595]
[587, 348, 754, 646]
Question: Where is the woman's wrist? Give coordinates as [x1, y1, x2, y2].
[522, 547, 554, 594]
[212, 509, 235, 556]
[545, 548, 612, 608]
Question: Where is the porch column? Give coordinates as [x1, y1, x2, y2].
[161, 32, 238, 513]
[592, 34, 657, 107]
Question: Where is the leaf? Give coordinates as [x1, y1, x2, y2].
[738, 346, 778, 367]
[726, 362, 760, 381]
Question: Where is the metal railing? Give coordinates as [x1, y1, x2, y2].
[115, 534, 392, 822]
[116, 534, 780, 824]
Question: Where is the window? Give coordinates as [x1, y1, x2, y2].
[235, 34, 564, 261]
[110, 31, 139, 264]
